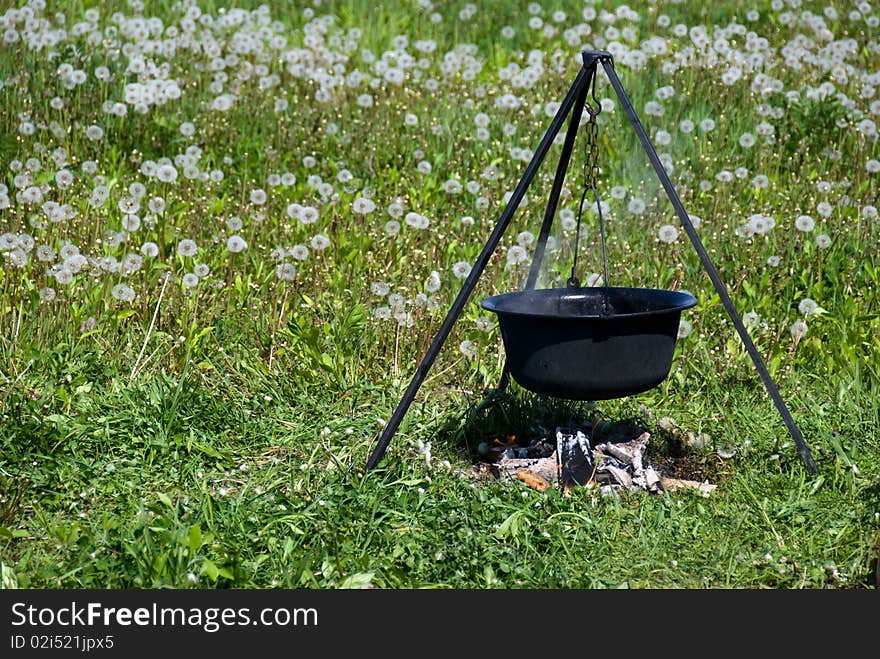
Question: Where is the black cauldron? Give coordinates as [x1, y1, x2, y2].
[480, 286, 697, 400]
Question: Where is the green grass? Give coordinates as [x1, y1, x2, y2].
[1, 0, 879, 589]
[2, 335, 878, 589]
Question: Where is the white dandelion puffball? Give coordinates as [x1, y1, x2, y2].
[444, 179, 463, 194]
[111, 284, 136, 302]
[816, 201, 833, 218]
[476, 315, 494, 332]
[795, 215, 815, 232]
[289, 244, 309, 261]
[585, 273, 604, 287]
[815, 233, 832, 249]
[141, 242, 159, 258]
[738, 132, 756, 148]
[300, 206, 319, 224]
[425, 270, 441, 293]
[517, 230, 535, 248]
[506, 245, 528, 266]
[452, 261, 472, 280]
[743, 311, 760, 327]
[459, 340, 477, 358]
[275, 263, 296, 281]
[177, 238, 197, 257]
[658, 224, 679, 243]
[627, 197, 646, 214]
[310, 234, 331, 251]
[352, 197, 376, 214]
[156, 164, 178, 183]
[148, 196, 166, 214]
[85, 125, 104, 141]
[677, 320, 693, 339]
[182, 273, 199, 288]
[798, 298, 820, 316]
[790, 319, 808, 340]
[226, 235, 248, 253]
[404, 212, 430, 230]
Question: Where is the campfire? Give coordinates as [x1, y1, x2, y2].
[474, 422, 715, 496]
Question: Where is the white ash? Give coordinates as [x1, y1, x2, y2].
[592, 431, 663, 494]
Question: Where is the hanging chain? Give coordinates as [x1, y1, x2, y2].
[568, 78, 609, 291]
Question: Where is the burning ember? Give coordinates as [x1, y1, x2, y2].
[475, 424, 715, 496]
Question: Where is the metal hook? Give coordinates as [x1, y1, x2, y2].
[583, 64, 603, 118]
[591, 68, 602, 116]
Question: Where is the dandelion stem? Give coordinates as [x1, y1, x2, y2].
[131, 271, 168, 382]
[268, 283, 289, 372]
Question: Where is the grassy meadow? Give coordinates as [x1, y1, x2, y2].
[1, 0, 879, 588]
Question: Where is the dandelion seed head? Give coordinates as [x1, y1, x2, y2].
[111, 283, 136, 302]
[452, 261, 472, 280]
[310, 234, 331, 251]
[658, 224, 679, 243]
[677, 319, 692, 339]
[276, 263, 296, 282]
[798, 298, 820, 316]
[226, 235, 247, 253]
[177, 239, 197, 257]
[459, 340, 477, 358]
[300, 206, 319, 224]
[425, 270, 441, 293]
[289, 244, 309, 261]
[156, 164, 177, 183]
[352, 197, 376, 214]
[795, 215, 815, 232]
[506, 245, 528, 266]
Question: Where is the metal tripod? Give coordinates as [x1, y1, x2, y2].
[364, 51, 818, 475]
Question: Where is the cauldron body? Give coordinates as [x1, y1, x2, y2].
[480, 287, 698, 400]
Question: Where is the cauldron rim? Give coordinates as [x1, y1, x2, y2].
[480, 286, 697, 321]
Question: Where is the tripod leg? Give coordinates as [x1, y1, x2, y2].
[364, 65, 594, 472]
[598, 56, 818, 474]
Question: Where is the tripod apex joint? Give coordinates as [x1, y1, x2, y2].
[582, 50, 614, 66]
